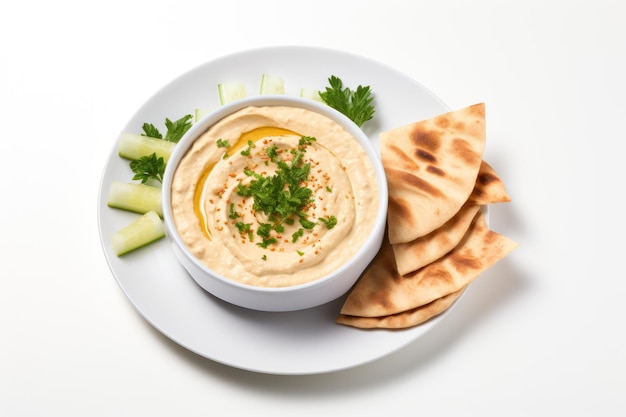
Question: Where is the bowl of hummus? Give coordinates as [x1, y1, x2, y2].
[162, 95, 387, 312]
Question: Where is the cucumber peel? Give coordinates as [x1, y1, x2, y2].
[111, 210, 165, 256]
[107, 181, 162, 217]
[118, 132, 176, 162]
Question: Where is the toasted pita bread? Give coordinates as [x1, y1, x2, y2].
[380, 103, 486, 244]
[391, 160, 509, 276]
[392, 203, 481, 276]
[470, 160, 511, 204]
[340, 211, 518, 317]
[336, 286, 466, 329]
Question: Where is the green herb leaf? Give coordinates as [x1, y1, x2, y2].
[319, 215, 338, 229]
[240, 140, 255, 156]
[299, 217, 316, 230]
[129, 153, 166, 184]
[217, 138, 230, 148]
[141, 123, 162, 139]
[164, 115, 193, 143]
[141, 114, 193, 143]
[319, 75, 375, 127]
[229, 203, 239, 219]
[292, 228, 304, 243]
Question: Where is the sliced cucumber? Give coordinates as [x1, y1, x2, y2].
[111, 210, 165, 256]
[194, 108, 212, 123]
[118, 132, 176, 162]
[107, 181, 162, 217]
[299, 87, 324, 102]
[217, 81, 247, 105]
[259, 74, 285, 94]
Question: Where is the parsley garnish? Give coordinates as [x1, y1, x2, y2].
[240, 140, 256, 156]
[228, 203, 239, 219]
[319, 215, 338, 229]
[319, 75, 375, 127]
[292, 228, 304, 243]
[236, 137, 319, 247]
[141, 114, 193, 143]
[217, 138, 229, 148]
[129, 153, 166, 184]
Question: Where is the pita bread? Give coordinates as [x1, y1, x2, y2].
[391, 160, 509, 276]
[470, 160, 511, 204]
[380, 103, 486, 244]
[392, 203, 480, 276]
[336, 286, 465, 329]
[340, 211, 518, 317]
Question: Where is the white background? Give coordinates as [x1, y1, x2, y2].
[1, 0, 624, 415]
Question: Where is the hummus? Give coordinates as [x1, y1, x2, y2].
[170, 105, 379, 287]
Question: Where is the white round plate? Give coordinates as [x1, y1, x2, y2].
[97, 46, 453, 375]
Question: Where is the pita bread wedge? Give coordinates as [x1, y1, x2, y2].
[340, 211, 518, 317]
[392, 203, 481, 276]
[391, 160, 509, 276]
[380, 103, 486, 244]
[470, 160, 511, 204]
[336, 286, 466, 329]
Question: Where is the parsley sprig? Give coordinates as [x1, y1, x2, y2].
[319, 75, 375, 127]
[130, 153, 166, 184]
[142, 114, 193, 143]
[129, 114, 193, 184]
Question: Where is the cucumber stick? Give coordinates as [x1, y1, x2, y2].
[218, 81, 247, 105]
[259, 74, 285, 94]
[107, 181, 162, 217]
[111, 210, 165, 256]
[194, 108, 212, 123]
[118, 132, 176, 162]
[299, 87, 323, 102]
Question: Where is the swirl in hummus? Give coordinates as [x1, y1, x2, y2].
[170, 105, 379, 287]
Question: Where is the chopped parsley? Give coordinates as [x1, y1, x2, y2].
[319, 215, 338, 229]
[235, 136, 325, 249]
[217, 138, 230, 148]
[228, 203, 239, 219]
[240, 140, 255, 156]
[232, 135, 340, 250]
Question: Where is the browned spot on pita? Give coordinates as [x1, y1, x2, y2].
[387, 168, 444, 198]
[416, 149, 436, 163]
[450, 250, 482, 274]
[387, 198, 414, 227]
[470, 160, 511, 204]
[478, 172, 499, 185]
[435, 116, 451, 129]
[467, 103, 485, 117]
[427, 165, 445, 176]
[386, 143, 415, 168]
[451, 138, 481, 165]
[411, 127, 441, 152]
[418, 264, 454, 287]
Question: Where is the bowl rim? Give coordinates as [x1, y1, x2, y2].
[161, 94, 388, 293]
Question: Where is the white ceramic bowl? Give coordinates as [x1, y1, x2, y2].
[162, 95, 388, 312]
